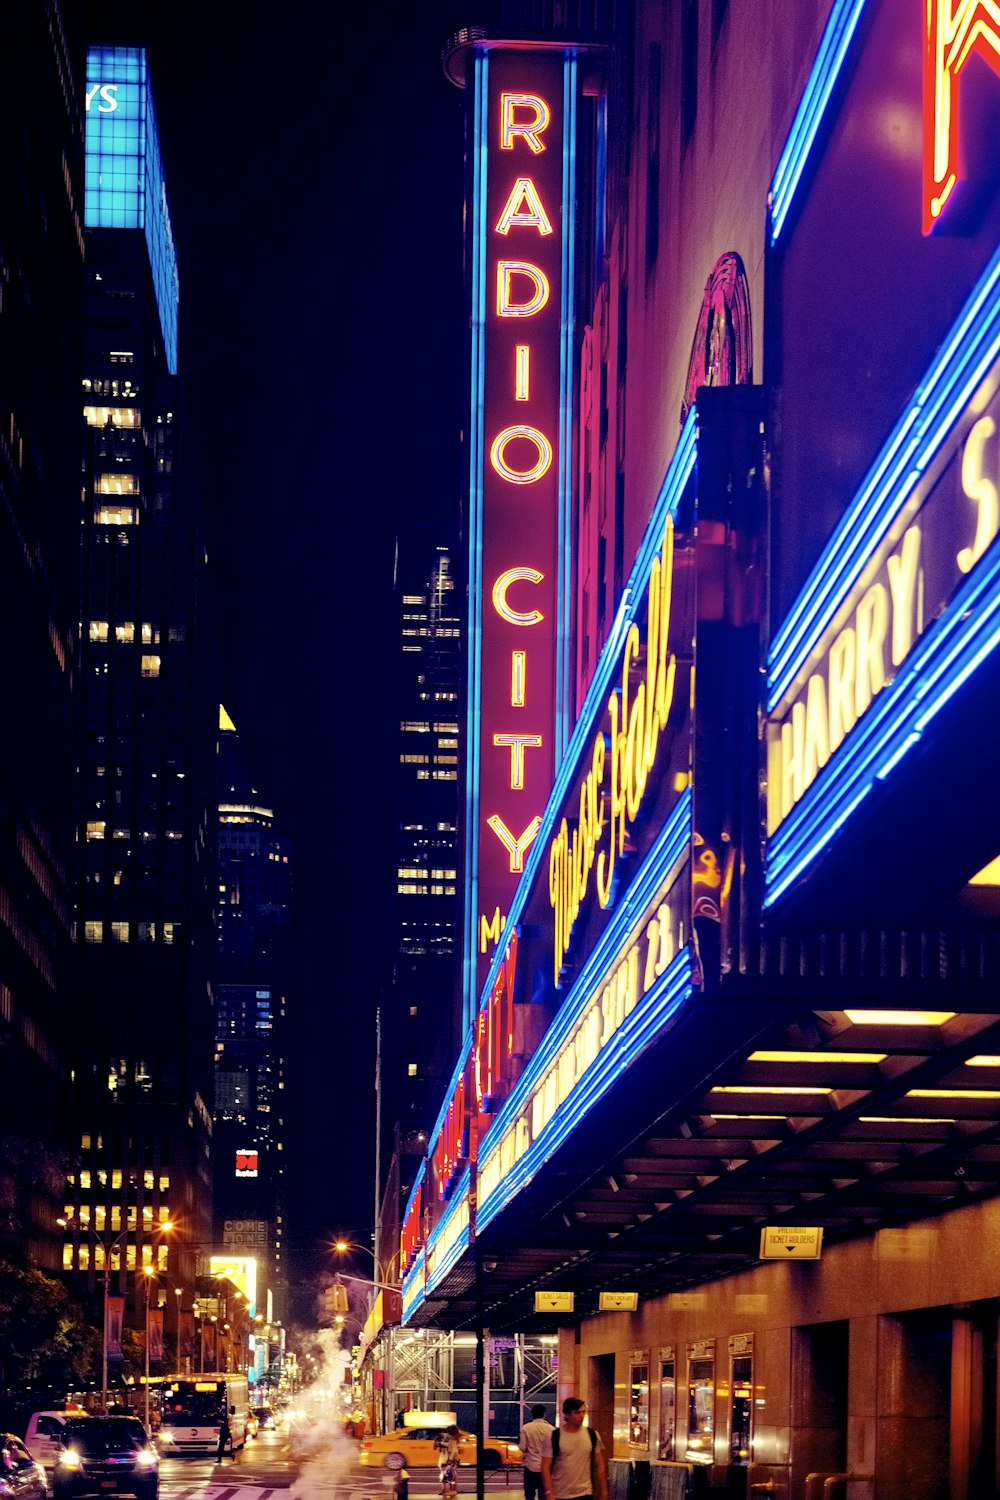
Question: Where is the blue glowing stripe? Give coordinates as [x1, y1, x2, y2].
[400, 1157, 426, 1237]
[556, 52, 578, 765]
[478, 949, 693, 1234]
[766, 537, 1000, 905]
[401, 1247, 426, 1324]
[427, 1030, 475, 1156]
[768, 243, 1000, 711]
[477, 792, 692, 1176]
[463, 52, 490, 1032]
[425, 1165, 470, 1254]
[594, 94, 607, 275]
[423, 1168, 472, 1297]
[769, 0, 868, 243]
[476, 412, 698, 1014]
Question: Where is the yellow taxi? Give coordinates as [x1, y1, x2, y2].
[358, 1412, 522, 1470]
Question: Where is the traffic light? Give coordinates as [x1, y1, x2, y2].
[323, 1278, 349, 1321]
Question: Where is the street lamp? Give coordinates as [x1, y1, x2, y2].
[58, 1213, 173, 1415]
[333, 1238, 404, 1291]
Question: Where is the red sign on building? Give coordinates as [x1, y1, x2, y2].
[467, 50, 572, 1017]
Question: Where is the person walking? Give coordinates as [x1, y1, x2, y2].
[436, 1423, 461, 1500]
[215, 1405, 234, 1464]
[520, 1404, 555, 1500]
[540, 1399, 607, 1500]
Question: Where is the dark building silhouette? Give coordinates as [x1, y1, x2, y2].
[0, 0, 85, 1269]
[214, 708, 291, 1326]
[378, 530, 462, 1263]
[63, 43, 215, 1317]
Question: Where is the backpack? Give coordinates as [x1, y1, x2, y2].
[551, 1427, 597, 1465]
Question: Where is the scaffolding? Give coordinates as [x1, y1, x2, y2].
[363, 1330, 559, 1438]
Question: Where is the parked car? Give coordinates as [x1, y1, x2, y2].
[359, 1426, 521, 1470]
[0, 1436, 46, 1500]
[23, 1414, 69, 1478]
[53, 1418, 158, 1500]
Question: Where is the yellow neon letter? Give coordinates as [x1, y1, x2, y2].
[495, 178, 554, 237]
[493, 732, 543, 790]
[487, 814, 543, 872]
[515, 345, 530, 401]
[958, 417, 999, 572]
[500, 92, 551, 153]
[492, 567, 545, 626]
[511, 650, 526, 706]
[490, 425, 553, 484]
[497, 261, 551, 317]
[480, 906, 504, 953]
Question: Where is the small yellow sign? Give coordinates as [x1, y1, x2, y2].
[598, 1291, 639, 1311]
[534, 1290, 575, 1312]
[759, 1226, 823, 1260]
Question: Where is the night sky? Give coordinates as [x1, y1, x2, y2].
[87, 0, 473, 1303]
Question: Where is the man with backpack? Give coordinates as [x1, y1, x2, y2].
[540, 1398, 607, 1500]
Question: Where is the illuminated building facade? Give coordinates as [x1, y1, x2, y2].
[398, 4, 1000, 1497]
[65, 44, 215, 1323]
[214, 708, 292, 1322]
[388, 528, 462, 1175]
[0, 1, 84, 1269]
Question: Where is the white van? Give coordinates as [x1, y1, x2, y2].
[23, 1413, 68, 1475]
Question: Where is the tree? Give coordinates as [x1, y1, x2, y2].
[0, 1260, 99, 1391]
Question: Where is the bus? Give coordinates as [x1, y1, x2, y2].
[155, 1374, 250, 1455]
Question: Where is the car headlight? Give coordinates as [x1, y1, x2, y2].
[157, 1431, 174, 1444]
[58, 1450, 81, 1470]
[136, 1450, 158, 1469]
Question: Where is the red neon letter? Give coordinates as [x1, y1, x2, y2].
[925, 0, 1000, 233]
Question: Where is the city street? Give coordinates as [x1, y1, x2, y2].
[158, 1432, 524, 1500]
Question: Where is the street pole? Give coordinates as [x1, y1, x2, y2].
[374, 1005, 382, 1276]
[101, 1261, 109, 1416]
[144, 1273, 151, 1434]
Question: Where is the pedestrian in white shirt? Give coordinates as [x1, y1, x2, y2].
[519, 1405, 555, 1500]
[541, 1398, 607, 1500]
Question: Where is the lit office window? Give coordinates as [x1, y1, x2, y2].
[95, 505, 136, 525]
[89, 620, 109, 641]
[84, 406, 140, 428]
[84, 920, 103, 942]
[141, 655, 160, 677]
[96, 473, 139, 495]
[86, 821, 106, 840]
[407, 1064, 418, 1077]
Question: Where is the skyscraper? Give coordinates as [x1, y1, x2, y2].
[214, 708, 292, 1326]
[0, 0, 85, 1269]
[64, 44, 215, 1316]
[382, 530, 462, 1244]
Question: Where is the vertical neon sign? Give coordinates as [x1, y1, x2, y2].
[464, 51, 575, 1025]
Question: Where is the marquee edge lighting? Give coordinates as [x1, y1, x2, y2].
[765, 531, 1000, 905]
[768, 240, 1000, 711]
[769, 0, 869, 244]
[474, 410, 698, 1021]
[462, 52, 490, 1032]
